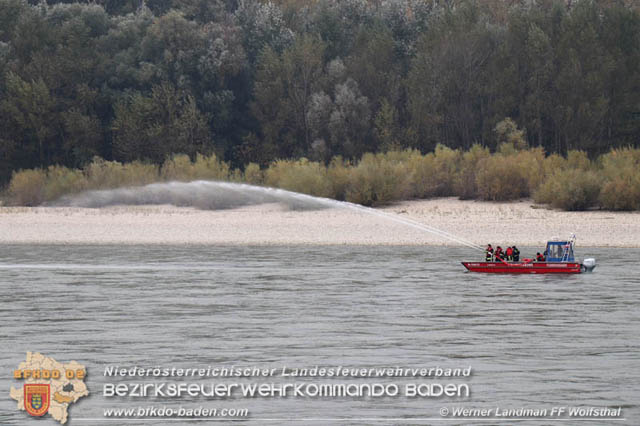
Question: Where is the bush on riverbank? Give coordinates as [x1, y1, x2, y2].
[534, 169, 602, 210]
[85, 158, 158, 189]
[161, 153, 230, 181]
[4, 147, 640, 211]
[7, 169, 48, 206]
[265, 159, 333, 198]
[455, 145, 490, 199]
[598, 148, 640, 210]
[5, 154, 229, 205]
[346, 152, 413, 205]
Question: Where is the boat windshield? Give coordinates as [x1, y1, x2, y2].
[545, 241, 574, 262]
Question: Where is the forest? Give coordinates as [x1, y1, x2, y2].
[1, 0, 640, 209]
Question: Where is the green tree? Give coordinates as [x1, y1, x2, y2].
[252, 35, 325, 159]
[553, 1, 612, 152]
[523, 24, 553, 147]
[112, 83, 211, 162]
[347, 25, 401, 112]
[374, 98, 401, 152]
[408, 4, 499, 150]
[0, 73, 57, 167]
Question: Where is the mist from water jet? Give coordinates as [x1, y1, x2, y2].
[52, 181, 483, 250]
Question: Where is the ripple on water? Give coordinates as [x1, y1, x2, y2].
[0, 244, 638, 424]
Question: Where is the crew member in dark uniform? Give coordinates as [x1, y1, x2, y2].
[485, 244, 493, 262]
[512, 246, 520, 261]
[495, 246, 503, 261]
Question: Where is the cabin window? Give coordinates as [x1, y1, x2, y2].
[547, 244, 567, 258]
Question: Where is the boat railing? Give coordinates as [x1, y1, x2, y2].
[561, 234, 576, 262]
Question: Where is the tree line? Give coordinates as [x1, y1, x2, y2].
[1, 0, 640, 186]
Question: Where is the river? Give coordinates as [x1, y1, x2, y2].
[1, 244, 638, 425]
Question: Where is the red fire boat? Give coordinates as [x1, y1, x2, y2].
[462, 236, 596, 274]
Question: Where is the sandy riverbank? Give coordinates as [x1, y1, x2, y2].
[0, 198, 638, 247]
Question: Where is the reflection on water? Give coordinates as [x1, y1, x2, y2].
[0, 245, 638, 425]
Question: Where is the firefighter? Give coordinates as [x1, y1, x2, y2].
[485, 244, 494, 262]
[505, 246, 514, 261]
[512, 246, 520, 261]
[495, 246, 504, 261]
[536, 252, 545, 262]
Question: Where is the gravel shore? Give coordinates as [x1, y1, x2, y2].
[1, 198, 638, 247]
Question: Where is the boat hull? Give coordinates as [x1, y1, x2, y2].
[462, 261, 582, 274]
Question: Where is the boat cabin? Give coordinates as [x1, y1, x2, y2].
[545, 239, 575, 262]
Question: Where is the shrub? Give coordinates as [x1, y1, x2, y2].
[344, 153, 377, 205]
[455, 144, 490, 199]
[345, 152, 412, 205]
[4, 146, 639, 211]
[84, 157, 128, 189]
[161, 154, 195, 181]
[327, 156, 351, 201]
[160, 153, 229, 181]
[431, 144, 461, 196]
[404, 145, 460, 198]
[265, 158, 334, 198]
[599, 147, 640, 180]
[243, 163, 263, 185]
[599, 174, 640, 210]
[566, 150, 591, 171]
[543, 153, 567, 176]
[513, 148, 546, 194]
[406, 150, 436, 198]
[7, 169, 48, 206]
[541, 151, 592, 189]
[534, 169, 602, 210]
[43, 165, 87, 201]
[120, 161, 159, 186]
[192, 153, 230, 180]
[597, 148, 640, 210]
[228, 168, 243, 182]
[84, 157, 158, 189]
[475, 155, 529, 201]
[494, 117, 527, 150]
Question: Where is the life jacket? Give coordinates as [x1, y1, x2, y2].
[506, 247, 513, 256]
[536, 253, 545, 261]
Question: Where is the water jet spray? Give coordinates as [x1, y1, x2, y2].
[52, 181, 484, 251]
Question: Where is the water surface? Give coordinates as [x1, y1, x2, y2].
[1, 245, 638, 425]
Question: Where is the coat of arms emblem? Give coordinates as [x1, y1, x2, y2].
[24, 384, 50, 417]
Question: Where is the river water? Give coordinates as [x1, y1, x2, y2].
[1, 244, 638, 425]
